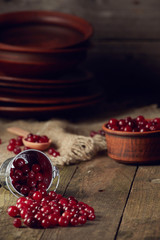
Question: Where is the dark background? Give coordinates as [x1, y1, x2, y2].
[1, 0, 160, 109]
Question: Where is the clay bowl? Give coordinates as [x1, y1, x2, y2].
[0, 11, 93, 51]
[102, 123, 160, 164]
[0, 10, 93, 78]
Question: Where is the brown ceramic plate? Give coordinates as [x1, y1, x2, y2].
[0, 90, 102, 105]
[0, 70, 93, 85]
[0, 95, 103, 118]
[0, 11, 93, 52]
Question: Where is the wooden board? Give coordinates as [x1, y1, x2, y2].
[117, 165, 160, 240]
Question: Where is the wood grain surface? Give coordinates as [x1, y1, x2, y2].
[0, 155, 137, 240]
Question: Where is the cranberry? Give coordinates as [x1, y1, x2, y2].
[41, 218, 50, 228]
[48, 148, 54, 155]
[58, 216, 69, 227]
[0, 139, 1, 144]
[24, 216, 38, 228]
[9, 138, 16, 145]
[21, 164, 30, 175]
[111, 126, 119, 131]
[35, 172, 43, 182]
[7, 144, 15, 151]
[88, 213, 96, 220]
[13, 158, 25, 169]
[62, 211, 72, 220]
[28, 170, 35, 179]
[32, 164, 41, 173]
[25, 136, 34, 142]
[136, 115, 145, 122]
[48, 214, 59, 226]
[41, 206, 52, 215]
[16, 196, 26, 204]
[13, 218, 21, 228]
[48, 191, 57, 199]
[78, 215, 87, 224]
[124, 126, 132, 132]
[109, 118, 118, 127]
[37, 182, 47, 190]
[90, 131, 97, 137]
[52, 150, 60, 157]
[125, 117, 132, 123]
[27, 179, 37, 188]
[20, 185, 30, 196]
[118, 119, 126, 127]
[15, 139, 23, 146]
[13, 146, 21, 155]
[70, 217, 79, 226]
[98, 129, 105, 136]
[32, 191, 43, 201]
[7, 206, 19, 217]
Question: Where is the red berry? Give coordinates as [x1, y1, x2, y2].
[32, 164, 41, 173]
[41, 218, 50, 228]
[7, 206, 19, 217]
[78, 215, 87, 224]
[9, 138, 16, 145]
[13, 218, 21, 228]
[109, 118, 118, 126]
[58, 216, 69, 227]
[13, 146, 21, 155]
[48, 214, 59, 226]
[124, 126, 132, 132]
[13, 158, 25, 169]
[35, 172, 43, 182]
[32, 191, 43, 201]
[7, 144, 15, 151]
[90, 131, 97, 137]
[88, 213, 95, 220]
[136, 115, 145, 122]
[20, 185, 30, 196]
[24, 216, 38, 228]
[70, 217, 79, 226]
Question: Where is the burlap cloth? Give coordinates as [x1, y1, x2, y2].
[0, 104, 160, 166]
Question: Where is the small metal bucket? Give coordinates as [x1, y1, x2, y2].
[0, 149, 60, 198]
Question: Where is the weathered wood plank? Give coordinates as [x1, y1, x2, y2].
[41, 155, 137, 240]
[0, 0, 160, 40]
[117, 165, 160, 240]
[0, 165, 77, 240]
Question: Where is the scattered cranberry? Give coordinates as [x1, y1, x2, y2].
[90, 129, 105, 138]
[7, 206, 19, 217]
[0, 138, 1, 144]
[48, 147, 60, 157]
[8, 191, 95, 229]
[13, 218, 21, 228]
[7, 144, 15, 151]
[106, 116, 160, 132]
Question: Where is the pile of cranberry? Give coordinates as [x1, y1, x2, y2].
[8, 190, 95, 228]
[24, 133, 49, 143]
[106, 115, 160, 132]
[10, 157, 47, 197]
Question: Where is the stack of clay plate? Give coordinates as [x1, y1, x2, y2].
[0, 11, 103, 118]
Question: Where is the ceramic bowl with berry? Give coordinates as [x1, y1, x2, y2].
[102, 115, 160, 164]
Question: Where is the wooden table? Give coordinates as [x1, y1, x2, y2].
[1, 152, 160, 240]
